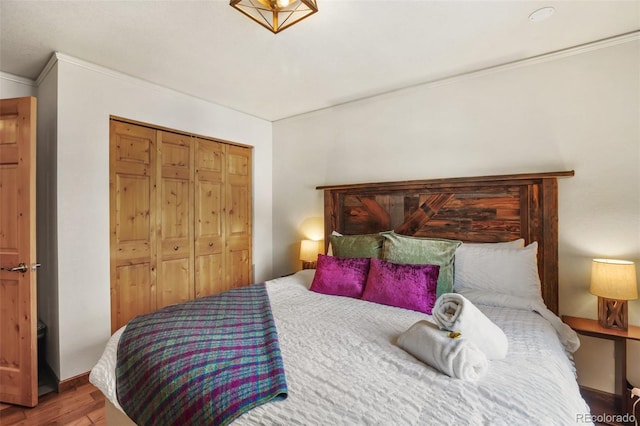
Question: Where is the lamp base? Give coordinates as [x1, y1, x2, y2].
[597, 296, 628, 331]
[301, 261, 317, 270]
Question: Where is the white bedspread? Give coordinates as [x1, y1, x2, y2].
[90, 270, 592, 425]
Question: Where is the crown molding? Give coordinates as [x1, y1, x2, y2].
[283, 30, 640, 121]
[29, 31, 639, 121]
[0, 71, 36, 87]
[37, 52, 266, 121]
[35, 52, 60, 86]
[37, 51, 172, 93]
[418, 32, 640, 93]
[451, 30, 640, 85]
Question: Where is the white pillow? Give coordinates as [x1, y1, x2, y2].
[453, 241, 542, 301]
[326, 230, 342, 256]
[461, 238, 525, 248]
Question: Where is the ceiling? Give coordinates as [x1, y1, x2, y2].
[1, 1, 638, 121]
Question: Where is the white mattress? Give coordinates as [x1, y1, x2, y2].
[90, 270, 591, 425]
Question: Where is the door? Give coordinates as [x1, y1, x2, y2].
[110, 121, 157, 332]
[109, 119, 254, 329]
[225, 145, 252, 288]
[156, 131, 194, 308]
[194, 138, 225, 297]
[0, 96, 38, 407]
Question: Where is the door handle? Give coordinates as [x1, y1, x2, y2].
[1, 263, 28, 272]
[0, 263, 41, 273]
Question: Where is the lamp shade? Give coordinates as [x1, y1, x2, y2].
[230, 0, 318, 34]
[589, 258, 638, 300]
[300, 240, 321, 262]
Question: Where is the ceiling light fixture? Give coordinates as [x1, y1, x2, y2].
[230, 0, 318, 33]
[528, 7, 555, 22]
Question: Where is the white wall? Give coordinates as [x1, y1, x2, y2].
[43, 53, 273, 380]
[34, 62, 60, 375]
[0, 72, 37, 98]
[272, 38, 640, 393]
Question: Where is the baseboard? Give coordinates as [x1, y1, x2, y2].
[581, 385, 620, 409]
[58, 372, 90, 393]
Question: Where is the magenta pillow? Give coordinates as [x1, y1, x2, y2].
[361, 258, 440, 314]
[310, 254, 371, 298]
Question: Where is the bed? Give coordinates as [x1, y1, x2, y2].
[90, 170, 592, 425]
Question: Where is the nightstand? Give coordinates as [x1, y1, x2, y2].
[563, 315, 640, 418]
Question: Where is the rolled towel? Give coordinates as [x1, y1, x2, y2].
[432, 293, 508, 360]
[397, 320, 489, 381]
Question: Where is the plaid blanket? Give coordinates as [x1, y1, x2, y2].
[115, 284, 288, 426]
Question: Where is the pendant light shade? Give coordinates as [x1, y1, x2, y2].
[230, 0, 318, 33]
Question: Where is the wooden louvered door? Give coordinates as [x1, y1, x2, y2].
[110, 119, 253, 331]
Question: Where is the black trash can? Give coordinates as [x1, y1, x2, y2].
[37, 320, 46, 369]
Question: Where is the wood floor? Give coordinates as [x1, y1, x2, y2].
[0, 382, 105, 426]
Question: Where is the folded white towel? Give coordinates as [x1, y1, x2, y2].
[397, 320, 489, 381]
[432, 293, 508, 360]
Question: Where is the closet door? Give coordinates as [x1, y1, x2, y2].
[110, 119, 254, 330]
[226, 145, 252, 287]
[156, 131, 194, 308]
[194, 138, 226, 297]
[110, 122, 157, 331]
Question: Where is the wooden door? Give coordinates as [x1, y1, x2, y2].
[0, 96, 38, 407]
[225, 145, 252, 288]
[194, 138, 225, 297]
[156, 131, 194, 308]
[110, 119, 254, 328]
[110, 121, 157, 332]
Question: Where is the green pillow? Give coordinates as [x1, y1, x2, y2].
[330, 233, 384, 259]
[381, 232, 461, 297]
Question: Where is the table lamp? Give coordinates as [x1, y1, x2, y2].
[300, 240, 321, 269]
[589, 258, 638, 330]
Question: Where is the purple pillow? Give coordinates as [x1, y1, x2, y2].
[361, 258, 440, 314]
[310, 254, 371, 298]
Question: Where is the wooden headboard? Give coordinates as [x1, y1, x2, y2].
[317, 171, 574, 314]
